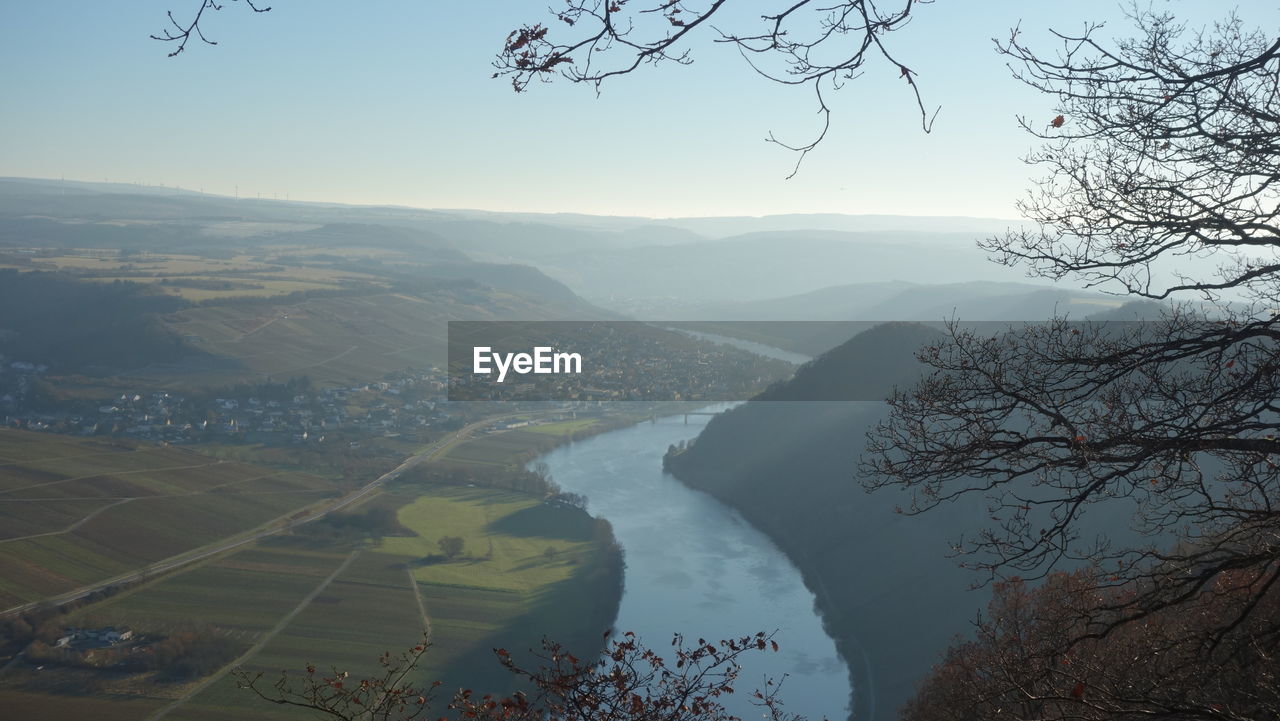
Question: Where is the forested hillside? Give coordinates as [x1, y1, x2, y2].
[663, 323, 973, 715]
[0, 270, 197, 372]
[664, 319, 1151, 717]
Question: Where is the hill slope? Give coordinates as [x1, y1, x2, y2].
[663, 321, 1141, 719]
[0, 188, 617, 391]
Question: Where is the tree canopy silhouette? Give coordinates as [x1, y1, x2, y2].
[156, 1, 935, 177]
[234, 630, 804, 721]
[151, 0, 270, 57]
[863, 7, 1280, 715]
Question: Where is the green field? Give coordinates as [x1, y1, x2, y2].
[395, 488, 621, 693]
[435, 413, 647, 470]
[0, 430, 341, 607]
[0, 477, 622, 720]
[435, 432, 553, 467]
[522, 418, 601, 436]
[1, 252, 381, 303]
[382, 485, 596, 592]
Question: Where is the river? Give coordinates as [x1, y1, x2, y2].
[531, 406, 853, 721]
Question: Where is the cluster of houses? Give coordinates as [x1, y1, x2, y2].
[3, 365, 460, 446]
[0, 359, 45, 417]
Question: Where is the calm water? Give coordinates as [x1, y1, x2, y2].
[532, 407, 853, 721]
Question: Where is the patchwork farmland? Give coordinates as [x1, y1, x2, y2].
[0, 422, 623, 721]
[0, 430, 341, 608]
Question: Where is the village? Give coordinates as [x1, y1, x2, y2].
[0, 362, 459, 445]
[0, 359, 606, 448]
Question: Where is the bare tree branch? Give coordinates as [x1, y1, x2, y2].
[152, 0, 271, 58]
[493, 1, 939, 177]
[864, 10, 1280, 707]
[982, 9, 1280, 300]
[236, 630, 806, 721]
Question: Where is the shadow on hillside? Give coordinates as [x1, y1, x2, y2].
[485, 504, 594, 542]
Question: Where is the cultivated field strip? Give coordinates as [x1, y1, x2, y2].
[0, 431, 340, 605]
[145, 550, 362, 721]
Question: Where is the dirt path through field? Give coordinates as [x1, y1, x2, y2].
[0, 497, 135, 543]
[145, 549, 361, 721]
[1, 460, 226, 494]
[407, 567, 432, 640]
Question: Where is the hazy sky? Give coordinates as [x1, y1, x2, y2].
[1, 2, 1268, 218]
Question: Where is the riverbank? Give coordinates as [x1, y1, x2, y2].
[662, 397, 987, 721]
[0, 411, 645, 721]
[431, 410, 659, 468]
[665, 453, 872, 721]
[532, 411, 853, 721]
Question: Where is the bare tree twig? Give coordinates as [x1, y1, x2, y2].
[151, 0, 271, 58]
[493, 1, 939, 176]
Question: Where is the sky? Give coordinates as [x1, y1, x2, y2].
[1, 1, 1270, 219]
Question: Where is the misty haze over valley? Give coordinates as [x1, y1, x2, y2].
[3, 2, 1277, 721]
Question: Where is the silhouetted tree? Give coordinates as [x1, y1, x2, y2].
[152, 0, 270, 57]
[437, 535, 465, 560]
[496, 1, 936, 175]
[903, 567, 1280, 721]
[862, 6, 1280, 712]
[235, 630, 800, 721]
[157, 1, 935, 176]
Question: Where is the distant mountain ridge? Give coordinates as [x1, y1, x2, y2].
[0, 179, 619, 388]
[2, 176, 1021, 237]
[754, 322, 943, 401]
[673, 280, 1117, 321]
[0, 176, 1029, 265]
[535, 232, 1027, 305]
[0, 176, 1129, 321]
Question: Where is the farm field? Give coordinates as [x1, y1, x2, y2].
[0, 479, 621, 721]
[166, 548, 424, 721]
[0, 543, 352, 721]
[0, 430, 341, 608]
[0, 251, 382, 303]
[434, 411, 655, 469]
[388, 483, 622, 692]
[434, 429, 566, 468]
[522, 418, 602, 436]
[75, 545, 351, 634]
[384, 486, 599, 592]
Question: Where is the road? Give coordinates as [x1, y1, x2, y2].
[0, 411, 540, 618]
